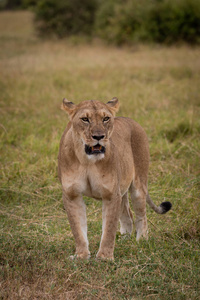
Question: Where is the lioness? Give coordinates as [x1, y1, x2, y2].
[58, 98, 172, 260]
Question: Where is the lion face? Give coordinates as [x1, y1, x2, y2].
[62, 98, 119, 160]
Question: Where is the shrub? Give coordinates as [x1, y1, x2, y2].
[33, 0, 200, 44]
[95, 0, 149, 45]
[22, 0, 38, 9]
[0, 0, 22, 10]
[0, 0, 37, 10]
[147, 0, 200, 44]
[34, 0, 98, 38]
[95, 0, 200, 45]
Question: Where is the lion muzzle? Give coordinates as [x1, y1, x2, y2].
[85, 144, 106, 155]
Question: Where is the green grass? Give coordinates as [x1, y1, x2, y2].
[0, 11, 200, 299]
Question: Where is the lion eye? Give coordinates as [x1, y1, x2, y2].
[103, 116, 110, 122]
[81, 117, 90, 123]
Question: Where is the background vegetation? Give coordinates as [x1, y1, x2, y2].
[34, 0, 98, 38]
[1, 0, 200, 44]
[0, 0, 37, 10]
[95, 0, 200, 45]
[0, 10, 200, 300]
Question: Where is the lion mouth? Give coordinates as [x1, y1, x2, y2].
[85, 144, 106, 155]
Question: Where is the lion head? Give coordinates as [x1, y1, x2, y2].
[61, 98, 119, 160]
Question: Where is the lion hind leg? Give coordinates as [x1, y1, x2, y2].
[129, 182, 148, 241]
[119, 192, 133, 235]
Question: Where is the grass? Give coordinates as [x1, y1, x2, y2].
[0, 10, 200, 300]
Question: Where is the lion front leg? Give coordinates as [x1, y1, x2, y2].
[96, 193, 121, 260]
[63, 191, 90, 259]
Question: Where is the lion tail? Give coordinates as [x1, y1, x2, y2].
[146, 194, 172, 214]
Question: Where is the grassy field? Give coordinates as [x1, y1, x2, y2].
[0, 11, 200, 299]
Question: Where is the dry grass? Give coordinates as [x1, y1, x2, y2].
[0, 11, 200, 299]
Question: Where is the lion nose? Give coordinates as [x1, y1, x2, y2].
[92, 135, 105, 141]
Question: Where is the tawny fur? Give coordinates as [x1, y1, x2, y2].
[58, 98, 172, 260]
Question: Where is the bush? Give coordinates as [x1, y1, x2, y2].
[0, 0, 37, 10]
[147, 0, 200, 44]
[33, 0, 200, 44]
[95, 0, 150, 45]
[95, 0, 200, 45]
[0, 0, 22, 10]
[35, 0, 98, 38]
[22, 0, 38, 9]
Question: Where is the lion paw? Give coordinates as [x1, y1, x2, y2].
[69, 252, 90, 260]
[96, 251, 114, 261]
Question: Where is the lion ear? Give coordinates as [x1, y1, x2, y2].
[106, 97, 120, 115]
[61, 98, 76, 118]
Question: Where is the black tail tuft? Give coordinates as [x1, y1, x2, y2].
[160, 201, 172, 214]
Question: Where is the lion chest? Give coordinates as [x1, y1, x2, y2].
[62, 165, 114, 201]
[86, 167, 115, 200]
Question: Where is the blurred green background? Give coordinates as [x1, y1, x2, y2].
[1, 0, 200, 45]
